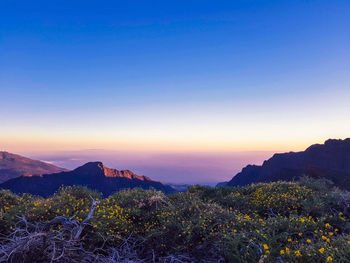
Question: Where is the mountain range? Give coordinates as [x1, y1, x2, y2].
[0, 151, 66, 184]
[2, 137, 350, 196]
[0, 161, 175, 196]
[219, 138, 350, 190]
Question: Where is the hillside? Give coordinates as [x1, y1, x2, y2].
[0, 178, 349, 262]
[221, 138, 350, 189]
[0, 151, 66, 183]
[0, 161, 175, 196]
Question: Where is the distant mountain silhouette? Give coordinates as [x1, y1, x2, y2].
[0, 151, 66, 184]
[220, 138, 350, 190]
[0, 161, 175, 196]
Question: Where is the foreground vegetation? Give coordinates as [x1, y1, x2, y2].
[1, 177, 350, 262]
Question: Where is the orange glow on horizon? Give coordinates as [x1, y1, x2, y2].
[0, 133, 341, 154]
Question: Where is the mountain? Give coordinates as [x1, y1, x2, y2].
[221, 138, 350, 190]
[0, 161, 175, 196]
[0, 151, 66, 184]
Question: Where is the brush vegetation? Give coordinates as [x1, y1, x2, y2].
[0, 177, 350, 262]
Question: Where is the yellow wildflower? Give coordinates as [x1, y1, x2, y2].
[294, 250, 301, 257]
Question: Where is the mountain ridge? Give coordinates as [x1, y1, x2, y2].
[0, 151, 67, 183]
[220, 138, 350, 189]
[0, 161, 175, 196]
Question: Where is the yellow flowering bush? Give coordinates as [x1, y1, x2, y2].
[1, 178, 350, 262]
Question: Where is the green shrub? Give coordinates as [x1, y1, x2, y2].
[1, 178, 350, 262]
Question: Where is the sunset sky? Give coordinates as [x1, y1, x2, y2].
[1, 1, 349, 183]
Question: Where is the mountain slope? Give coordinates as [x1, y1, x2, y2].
[224, 138, 350, 189]
[0, 161, 175, 196]
[0, 151, 66, 183]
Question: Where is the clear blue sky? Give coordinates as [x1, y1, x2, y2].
[1, 0, 349, 153]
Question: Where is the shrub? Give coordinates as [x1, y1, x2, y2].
[1, 178, 350, 262]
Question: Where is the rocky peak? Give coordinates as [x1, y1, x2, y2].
[73, 162, 152, 181]
[73, 162, 106, 176]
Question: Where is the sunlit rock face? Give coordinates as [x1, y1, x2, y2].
[74, 161, 150, 181]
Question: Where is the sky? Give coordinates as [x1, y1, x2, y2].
[1, 1, 350, 183]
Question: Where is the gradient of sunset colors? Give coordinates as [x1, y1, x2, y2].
[1, 0, 350, 155]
